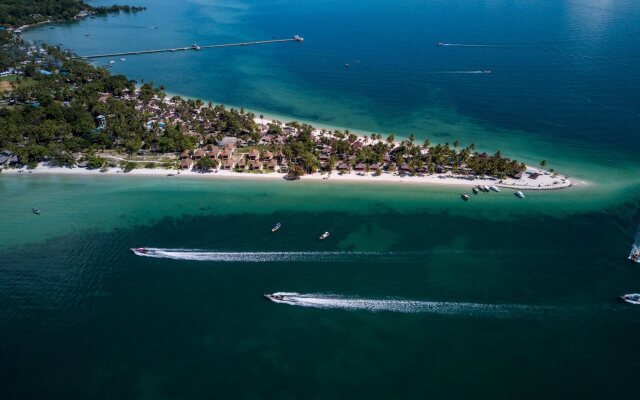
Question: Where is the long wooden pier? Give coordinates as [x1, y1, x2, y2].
[80, 36, 304, 59]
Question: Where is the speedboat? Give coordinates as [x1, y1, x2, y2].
[271, 222, 282, 233]
[629, 246, 640, 263]
[482, 70, 492, 74]
[437, 42, 445, 46]
[120, 58, 126, 61]
[515, 191, 525, 199]
[489, 186, 501, 192]
[620, 294, 640, 305]
[32, 207, 40, 215]
[461, 193, 469, 201]
[264, 293, 285, 301]
[472, 187, 479, 195]
[319, 231, 330, 240]
[130, 247, 149, 255]
[109, 60, 115, 64]
[481, 185, 490, 192]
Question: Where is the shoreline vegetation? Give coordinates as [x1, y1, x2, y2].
[0, 9, 572, 191]
[0, 1, 145, 30]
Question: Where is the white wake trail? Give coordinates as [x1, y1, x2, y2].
[134, 249, 390, 262]
[269, 293, 552, 317]
[439, 43, 500, 47]
[429, 70, 490, 74]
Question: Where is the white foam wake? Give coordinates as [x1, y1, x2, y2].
[430, 70, 491, 74]
[439, 43, 498, 47]
[269, 293, 549, 317]
[133, 248, 391, 262]
[132, 248, 561, 262]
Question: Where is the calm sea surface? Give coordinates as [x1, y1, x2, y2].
[5, 0, 640, 398]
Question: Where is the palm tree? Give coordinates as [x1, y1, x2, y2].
[387, 134, 395, 145]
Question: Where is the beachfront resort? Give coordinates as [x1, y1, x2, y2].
[0, 28, 570, 190]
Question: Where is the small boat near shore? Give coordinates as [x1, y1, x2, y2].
[461, 193, 469, 201]
[319, 232, 330, 240]
[489, 186, 501, 192]
[629, 246, 640, 263]
[472, 187, 479, 195]
[620, 294, 640, 305]
[271, 222, 282, 233]
[32, 207, 40, 215]
[515, 191, 525, 199]
[481, 185, 490, 192]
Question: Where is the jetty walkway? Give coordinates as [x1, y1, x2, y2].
[80, 35, 304, 59]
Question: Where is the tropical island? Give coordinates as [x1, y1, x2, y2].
[0, 14, 570, 191]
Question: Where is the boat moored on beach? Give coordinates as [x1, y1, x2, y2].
[620, 294, 640, 305]
[271, 222, 282, 232]
[629, 246, 640, 263]
[490, 186, 501, 192]
[319, 232, 330, 240]
[515, 191, 525, 199]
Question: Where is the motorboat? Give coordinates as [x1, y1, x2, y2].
[489, 186, 501, 192]
[472, 187, 479, 195]
[461, 193, 469, 201]
[629, 246, 640, 263]
[293, 35, 304, 42]
[130, 247, 149, 255]
[319, 231, 330, 240]
[271, 222, 282, 233]
[620, 294, 640, 305]
[515, 191, 525, 199]
[481, 185, 490, 192]
[109, 60, 115, 64]
[264, 293, 285, 301]
[482, 70, 492, 74]
[120, 58, 126, 61]
[192, 44, 201, 50]
[32, 207, 40, 215]
[437, 42, 446, 46]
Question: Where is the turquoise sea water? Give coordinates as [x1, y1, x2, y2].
[5, 0, 640, 398]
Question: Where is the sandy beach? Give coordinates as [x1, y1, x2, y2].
[2, 162, 575, 191]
